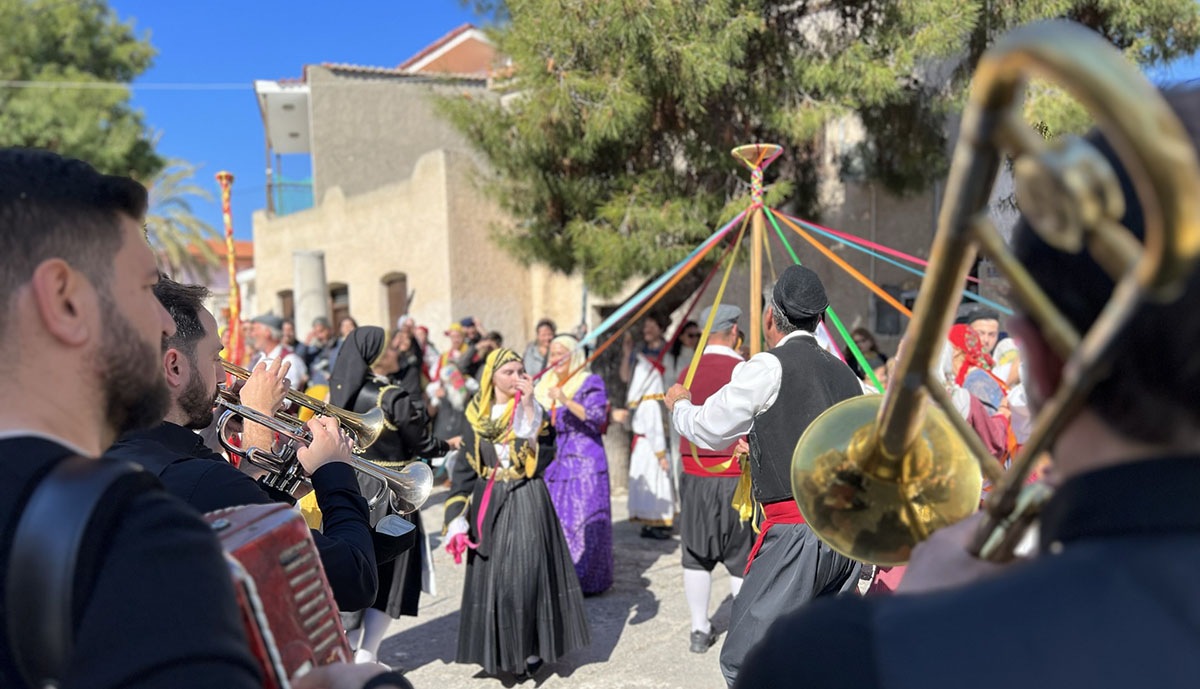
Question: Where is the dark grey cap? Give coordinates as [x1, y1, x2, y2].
[699, 303, 741, 332]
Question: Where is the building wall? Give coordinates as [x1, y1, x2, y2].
[253, 149, 454, 336]
[306, 66, 490, 202]
[252, 148, 588, 354]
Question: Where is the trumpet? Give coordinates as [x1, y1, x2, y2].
[789, 21, 1200, 566]
[216, 361, 433, 514]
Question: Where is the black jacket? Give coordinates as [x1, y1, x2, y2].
[0, 436, 261, 688]
[110, 422, 378, 612]
[735, 455, 1200, 689]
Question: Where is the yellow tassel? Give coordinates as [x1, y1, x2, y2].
[731, 459, 756, 525]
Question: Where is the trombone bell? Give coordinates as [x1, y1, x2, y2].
[792, 395, 982, 566]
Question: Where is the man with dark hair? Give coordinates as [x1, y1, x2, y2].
[967, 306, 1002, 354]
[0, 148, 409, 689]
[733, 90, 1200, 689]
[665, 264, 863, 686]
[108, 277, 381, 612]
[0, 147, 262, 688]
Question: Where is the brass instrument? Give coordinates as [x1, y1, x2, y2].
[216, 361, 434, 514]
[790, 21, 1200, 566]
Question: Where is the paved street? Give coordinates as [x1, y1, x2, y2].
[374, 487, 735, 688]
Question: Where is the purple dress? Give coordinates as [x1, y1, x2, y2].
[543, 374, 614, 594]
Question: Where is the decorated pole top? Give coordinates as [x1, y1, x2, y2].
[216, 170, 234, 188]
[732, 144, 782, 208]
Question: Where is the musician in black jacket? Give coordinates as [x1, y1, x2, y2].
[109, 278, 383, 612]
[328, 325, 455, 663]
[0, 146, 415, 689]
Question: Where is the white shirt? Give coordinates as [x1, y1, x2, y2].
[671, 330, 813, 450]
[253, 344, 307, 391]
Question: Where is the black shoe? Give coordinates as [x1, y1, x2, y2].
[690, 628, 717, 653]
[651, 526, 673, 540]
[640, 525, 655, 538]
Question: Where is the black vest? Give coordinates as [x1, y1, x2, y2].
[747, 334, 863, 504]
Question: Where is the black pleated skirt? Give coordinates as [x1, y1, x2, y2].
[457, 477, 591, 674]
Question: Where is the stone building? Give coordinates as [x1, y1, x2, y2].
[251, 25, 587, 344]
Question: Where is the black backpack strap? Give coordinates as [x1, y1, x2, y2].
[6, 456, 161, 688]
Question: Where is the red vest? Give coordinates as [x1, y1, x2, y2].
[678, 351, 744, 477]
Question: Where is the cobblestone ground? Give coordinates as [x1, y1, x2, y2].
[372, 487, 735, 688]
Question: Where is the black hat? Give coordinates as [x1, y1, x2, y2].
[772, 265, 828, 322]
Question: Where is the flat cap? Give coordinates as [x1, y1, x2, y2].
[772, 265, 828, 321]
[251, 313, 284, 330]
[699, 303, 741, 332]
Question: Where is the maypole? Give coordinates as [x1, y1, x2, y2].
[731, 144, 782, 355]
[216, 170, 244, 366]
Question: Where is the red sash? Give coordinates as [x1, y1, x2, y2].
[744, 500, 806, 575]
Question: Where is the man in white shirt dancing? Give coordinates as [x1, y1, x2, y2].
[665, 265, 863, 687]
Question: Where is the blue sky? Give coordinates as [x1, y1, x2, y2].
[111, 1, 1200, 242]
[112, 0, 483, 240]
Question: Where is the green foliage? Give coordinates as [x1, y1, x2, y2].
[0, 0, 162, 178]
[145, 161, 221, 281]
[441, 0, 1200, 295]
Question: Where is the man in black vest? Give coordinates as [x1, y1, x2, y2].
[108, 277, 385, 613]
[733, 89, 1200, 689]
[666, 264, 863, 686]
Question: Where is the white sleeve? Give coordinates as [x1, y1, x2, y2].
[671, 353, 782, 449]
[512, 399, 544, 440]
[284, 353, 307, 389]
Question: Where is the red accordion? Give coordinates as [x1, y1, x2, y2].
[205, 503, 352, 688]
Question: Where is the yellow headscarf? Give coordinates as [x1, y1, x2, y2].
[464, 347, 523, 443]
[533, 334, 589, 410]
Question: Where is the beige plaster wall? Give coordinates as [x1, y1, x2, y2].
[252, 150, 454, 335]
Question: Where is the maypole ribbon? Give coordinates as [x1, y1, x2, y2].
[771, 210, 1012, 315]
[562, 209, 746, 381]
[676, 199, 753, 475]
[655, 233, 737, 368]
[763, 207, 885, 392]
[775, 211, 981, 283]
[574, 209, 748, 353]
[768, 207, 913, 319]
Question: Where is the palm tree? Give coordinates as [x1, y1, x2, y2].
[144, 160, 222, 280]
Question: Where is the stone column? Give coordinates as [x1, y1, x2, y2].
[293, 250, 329, 334]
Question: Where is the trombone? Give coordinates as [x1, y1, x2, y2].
[789, 21, 1200, 566]
[216, 361, 434, 514]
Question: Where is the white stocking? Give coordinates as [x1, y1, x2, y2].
[359, 608, 392, 657]
[729, 575, 744, 599]
[683, 568, 713, 633]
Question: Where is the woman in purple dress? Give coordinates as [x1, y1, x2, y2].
[534, 334, 614, 594]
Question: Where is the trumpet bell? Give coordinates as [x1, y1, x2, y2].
[342, 406, 385, 451]
[791, 395, 982, 566]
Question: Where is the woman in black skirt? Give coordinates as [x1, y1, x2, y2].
[443, 347, 591, 679]
[328, 326, 452, 663]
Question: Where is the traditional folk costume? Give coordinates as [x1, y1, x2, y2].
[672, 266, 863, 686]
[675, 305, 755, 653]
[626, 352, 676, 534]
[444, 348, 591, 676]
[535, 335, 614, 595]
[328, 327, 450, 660]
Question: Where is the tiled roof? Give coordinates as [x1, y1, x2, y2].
[398, 23, 475, 70]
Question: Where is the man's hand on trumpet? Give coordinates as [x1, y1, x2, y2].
[296, 416, 354, 475]
[240, 357, 293, 416]
[239, 358, 293, 459]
